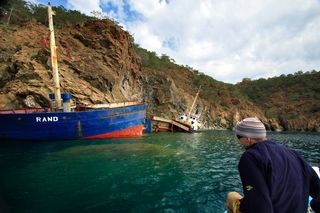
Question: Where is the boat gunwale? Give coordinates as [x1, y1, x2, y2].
[0, 102, 147, 115]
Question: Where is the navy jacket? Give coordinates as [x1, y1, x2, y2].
[238, 140, 320, 213]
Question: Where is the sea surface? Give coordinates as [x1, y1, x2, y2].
[0, 131, 319, 213]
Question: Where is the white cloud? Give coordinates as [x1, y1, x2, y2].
[128, 0, 167, 18]
[61, 0, 320, 83]
[27, 0, 38, 4]
[67, 0, 101, 15]
[132, 25, 163, 51]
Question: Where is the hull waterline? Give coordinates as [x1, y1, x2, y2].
[0, 104, 147, 141]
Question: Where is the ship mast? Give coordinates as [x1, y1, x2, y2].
[187, 86, 201, 118]
[48, 3, 62, 109]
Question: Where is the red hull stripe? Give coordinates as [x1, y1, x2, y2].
[84, 125, 144, 139]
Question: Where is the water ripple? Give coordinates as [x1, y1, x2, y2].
[0, 131, 319, 212]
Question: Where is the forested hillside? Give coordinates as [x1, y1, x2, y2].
[236, 71, 320, 131]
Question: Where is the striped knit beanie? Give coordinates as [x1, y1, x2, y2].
[235, 117, 266, 138]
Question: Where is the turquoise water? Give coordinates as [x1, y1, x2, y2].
[0, 131, 319, 213]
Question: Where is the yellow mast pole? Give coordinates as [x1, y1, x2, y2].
[187, 86, 201, 119]
[48, 4, 62, 109]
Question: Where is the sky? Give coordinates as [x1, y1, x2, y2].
[34, 0, 320, 84]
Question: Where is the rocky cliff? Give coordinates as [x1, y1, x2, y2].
[0, 19, 319, 131]
[0, 19, 143, 109]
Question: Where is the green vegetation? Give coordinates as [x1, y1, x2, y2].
[0, 0, 94, 27]
[134, 44, 181, 70]
[237, 70, 320, 104]
[193, 73, 224, 99]
[237, 70, 320, 120]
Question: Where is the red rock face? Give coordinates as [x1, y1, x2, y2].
[0, 19, 144, 108]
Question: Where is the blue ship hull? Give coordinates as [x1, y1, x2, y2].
[0, 103, 147, 141]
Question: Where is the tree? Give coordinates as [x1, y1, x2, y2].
[91, 10, 107, 20]
[241, 78, 251, 83]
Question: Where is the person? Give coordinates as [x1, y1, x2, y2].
[226, 117, 320, 213]
[311, 164, 320, 212]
